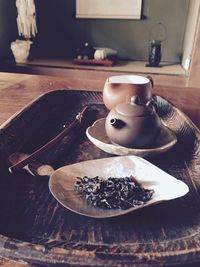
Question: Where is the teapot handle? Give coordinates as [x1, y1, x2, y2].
[146, 98, 158, 113]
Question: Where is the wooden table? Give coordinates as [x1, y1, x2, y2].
[0, 72, 200, 267]
[0, 72, 199, 128]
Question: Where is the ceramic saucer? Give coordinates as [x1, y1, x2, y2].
[86, 118, 177, 157]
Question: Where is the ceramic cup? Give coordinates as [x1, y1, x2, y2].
[103, 75, 153, 110]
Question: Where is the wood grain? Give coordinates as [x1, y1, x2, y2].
[0, 73, 200, 128]
[0, 62, 188, 89]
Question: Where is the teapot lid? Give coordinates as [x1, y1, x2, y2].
[115, 96, 153, 117]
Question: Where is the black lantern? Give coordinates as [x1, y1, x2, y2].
[148, 40, 161, 67]
[146, 22, 167, 67]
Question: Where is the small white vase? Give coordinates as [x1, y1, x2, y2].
[11, 39, 32, 63]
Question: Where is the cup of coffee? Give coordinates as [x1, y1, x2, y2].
[103, 75, 153, 110]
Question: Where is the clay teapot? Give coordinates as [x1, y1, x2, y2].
[105, 96, 161, 148]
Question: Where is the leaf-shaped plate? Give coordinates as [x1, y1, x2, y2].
[49, 156, 189, 218]
[86, 118, 177, 157]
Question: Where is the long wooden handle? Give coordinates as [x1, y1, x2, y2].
[9, 106, 88, 174]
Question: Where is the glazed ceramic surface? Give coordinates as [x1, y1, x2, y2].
[103, 75, 153, 110]
[105, 96, 161, 148]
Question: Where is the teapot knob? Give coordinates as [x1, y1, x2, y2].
[110, 118, 126, 129]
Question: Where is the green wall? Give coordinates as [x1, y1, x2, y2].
[0, 0, 190, 63]
[33, 0, 189, 63]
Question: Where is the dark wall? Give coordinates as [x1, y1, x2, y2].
[0, 0, 189, 63]
[33, 0, 189, 63]
[0, 0, 18, 59]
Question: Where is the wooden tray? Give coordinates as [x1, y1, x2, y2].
[0, 90, 200, 266]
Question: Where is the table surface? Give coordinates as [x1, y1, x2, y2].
[0, 72, 200, 267]
[0, 72, 200, 128]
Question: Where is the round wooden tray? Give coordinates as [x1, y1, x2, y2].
[0, 90, 200, 266]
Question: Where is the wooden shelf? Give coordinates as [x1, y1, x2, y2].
[25, 58, 185, 76]
[0, 57, 187, 89]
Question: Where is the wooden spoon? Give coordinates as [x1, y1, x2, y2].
[8, 152, 55, 176]
[8, 106, 89, 175]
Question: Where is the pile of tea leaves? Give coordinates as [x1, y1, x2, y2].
[74, 175, 154, 210]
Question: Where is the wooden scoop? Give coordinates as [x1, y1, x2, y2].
[8, 106, 89, 175]
[8, 152, 55, 176]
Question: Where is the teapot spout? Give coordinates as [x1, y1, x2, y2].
[110, 118, 125, 129]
